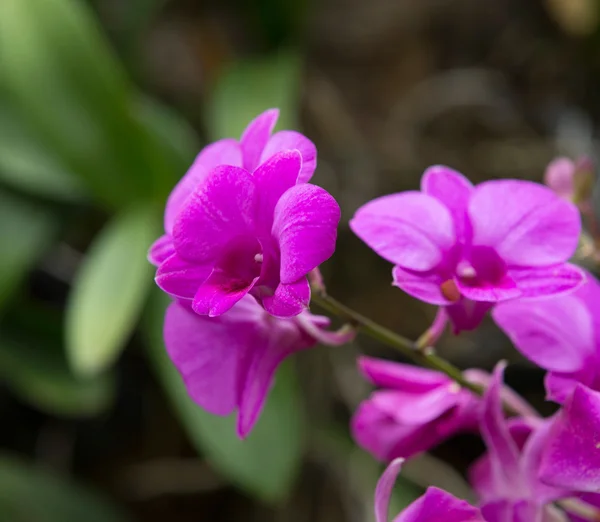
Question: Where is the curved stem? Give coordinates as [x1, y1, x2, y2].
[310, 292, 482, 395]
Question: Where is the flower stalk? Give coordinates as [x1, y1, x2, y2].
[310, 289, 482, 395]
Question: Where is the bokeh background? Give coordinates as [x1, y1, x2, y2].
[1, 0, 598, 520]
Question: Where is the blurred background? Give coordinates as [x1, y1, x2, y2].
[0, 0, 598, 520]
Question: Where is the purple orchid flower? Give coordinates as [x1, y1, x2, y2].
[468, 363, 569, 522]
[351, 357, 480, 460]
[539, 384, 600, 495]
[544, 157, 594, 211]
[493, 274, 600, 404]
[148, 109, 316, 267]
[164, 295, 338, 438]
[375, 458, 484, 522]
[154, 150, 340, 317]
[350, 166, 584, 333]
[351, 357, 535, 461]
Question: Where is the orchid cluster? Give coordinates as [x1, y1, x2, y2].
[149, 109, 600, 520]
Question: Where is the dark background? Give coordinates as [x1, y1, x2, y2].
[0, 0, 598, 520]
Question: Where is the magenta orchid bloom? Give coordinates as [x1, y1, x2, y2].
[148, 109, 316, 267]
[164, 296, 332, 438]
[468, 364, 569, 522]
[375, 458, 484, 522]
[493, 274, 600, 404]
[351, 357, 480, 460]
[350, 166, 584, 333]
[154, 150, 340, 317]
[544, 156, 594, 209]
[539, 384, 600, 494]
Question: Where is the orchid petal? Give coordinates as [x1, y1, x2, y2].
[351, 192, 456, 271]
[261, 130, 317, 183]
[455, 273, 520, 302]
[544, 157, 575, 199]
[165, 139, 242, 233]
[240, 108, 279, 172]
[163, 302, 242, 415]
[508, 264, 585, 299]
[155, 253, 211, 299]
[493, 295, 594, 373]
[273, 183, 340, 283]
[253, 150, 302, 233]
[375, 458, 404, 522]
[469, 179, 580, 266]
[481, 363, 522, 493]
[396, 487, 484, 522]
[172, 165, 255, 263]
[148, 234, 175, 267]
[421, 165, 473, 244]
[261, 277, 311, 317]
[539, 384, 600, 493]
[236, 323, 299, 438]
[392, 267, 452, 305]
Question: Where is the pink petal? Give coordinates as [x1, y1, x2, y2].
[155, 253, 212, 299]
[261, 130, 317, 183]
[192, 236, 262, 317]
[371, 387, 462, 425]
[446, 300, 493, 334]
[492, 295, 594, 373]
[351, 192, 456, 271]
[508, 264, 585, 299]
[520, 418, 568, 503]
[544, 372, 588, 404]
[375, 458, 404, 522]
[421, 165, 474, 244]
[237, 321, 304, 438]
[469, 179, 581, 267]
[148, 234, 175, 267]
[358, 356, 449, 391]
[165, 139, 242, 233]
[252, 150, 302, 233]
[172, 165, 255, 263]
[397, 487, 484, 522]
[539, 384, 600, 493]
[351, 400, 450, 460]
[240, 108, 279, 172]
[480, 363, 523, 493]
[273, 183, 340, 284]
[193, 271, 259, 317]
[455, 273, 520, 302]
[163, 302, 242, 416]
[262, 277, 311, 317]
[544, 157, 575, 199]
[392, 267, 452, 305]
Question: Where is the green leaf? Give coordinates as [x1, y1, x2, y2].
[0, 101, 87, 202]
[0, 191, 59, 312]
[0, 331, 115, 418]
[145, 291, 305, 504]
[66, 205, 159, 377]
[0, 454, 131, 522]
[133, 96, 199, 199]
[207, 50, 301, 140]
[0, 0, 176, 208]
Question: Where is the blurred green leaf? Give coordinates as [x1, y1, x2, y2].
[0, 102, 87, 202]
[0, 333, 115, 417]
[0, 0, 178, 208]
[0, 454, 131, 522]
[0, 191, 59, 312]
[207, 50, 301, 140]
[134, 96, 199, 197]
[145, 291, 305, 504]
[66, 204, 159, 377]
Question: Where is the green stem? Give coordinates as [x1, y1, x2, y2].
[310, 292, 482, 395]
